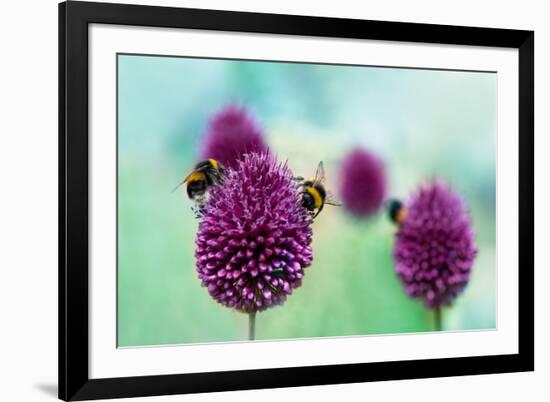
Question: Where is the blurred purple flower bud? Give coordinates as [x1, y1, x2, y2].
[339, 148, 387, 217]
[200, 105, 268, 169]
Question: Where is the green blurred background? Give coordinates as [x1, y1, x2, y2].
[117, 54, 496, 347]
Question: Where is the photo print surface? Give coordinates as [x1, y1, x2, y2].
[117, 53, 496, 347]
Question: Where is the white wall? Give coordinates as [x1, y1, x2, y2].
[0, 0, 546, 401]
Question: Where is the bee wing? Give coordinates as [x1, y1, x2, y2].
[171, 170, 195, 193]
[217, 163, 226, 176]
[324, 191, 342, 207]
[182, 171, 195, 183]
[314, 161, 326, 185]
[171, 179, 186, 193]
[209, 169, 223, 184]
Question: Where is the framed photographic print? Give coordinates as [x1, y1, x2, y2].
[59, 1, 534, 400]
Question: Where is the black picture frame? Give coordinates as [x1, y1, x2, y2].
[59, 1, 534, 400]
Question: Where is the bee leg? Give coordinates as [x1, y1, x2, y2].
[212, 169, 223, 182]
[197, 205, 208, 218]
[190, 194, 207, 218]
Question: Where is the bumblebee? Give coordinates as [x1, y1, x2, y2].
[297, 161, 341, 218]
[172, 159, 225, 203]
[387, 198, 407, 225]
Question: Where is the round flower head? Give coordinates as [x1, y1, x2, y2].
[195, 152, 314, 313]
[200, 105, 268, 169]
[393, 181, 477, 308]
[339, 148, 387, 217]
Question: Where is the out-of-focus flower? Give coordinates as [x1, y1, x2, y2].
[200, 105, 268, 169]
[195, 152, 313, 313]
[338, 148, 387, 217]
[393, 181, 477, 308]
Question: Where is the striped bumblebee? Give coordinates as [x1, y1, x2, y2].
[172, 159, 225, 206]
[386, 198, 407, 225]
[296, 161, 341, 218]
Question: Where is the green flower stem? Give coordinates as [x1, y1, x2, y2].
[249, 312, 256, 341]
[434, 307, 442, 331]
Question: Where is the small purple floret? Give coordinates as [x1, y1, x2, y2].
[393, 181, 477, 308]
[339, 148, 387, 217]
[200, 105, 268, 169]
[195, 152, 313, 313]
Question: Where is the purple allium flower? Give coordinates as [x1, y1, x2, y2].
[393, 181, 477, 308]
[195, 152, 314, 313]
[339, 148, 387, 217]
[200, 105, 268, 169]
